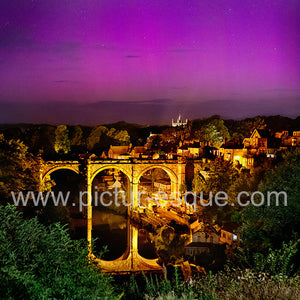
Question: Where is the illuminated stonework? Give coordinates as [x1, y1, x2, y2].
[40, 159, 190, 273]
[172, 114, 188, 127]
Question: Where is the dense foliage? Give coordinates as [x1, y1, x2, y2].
[0, 204, 120, 300]
[152, 225, 189, 265]
[240, 150, 300, 251]
[0, 134, 44, 202]
[54, 125, 71, 154]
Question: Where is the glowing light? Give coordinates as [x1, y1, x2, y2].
[234, 156, 240, 160]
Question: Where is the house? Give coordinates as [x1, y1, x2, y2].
[153, 179, 171, 193]
[185, 228, 221, 260]
[177, 141, 207, 158]
[219, 229, 238, 245]
[188, 222, 238, 245]
[291, 131, 300, 147]
[191, 230, 220, 244]
[187, 142, 201, 158]
[108, 145, 130, 159]
[220, 128, 283, 168]
[100, 151, 108, 159]
[177, 145, 190, 157]
[130, 146, 147, 158]
[152, 152, 160, 159]
[185, 242, 212, 256]
[185, 223, 233, 266]
[219, 143, 247, 164]
[279, 131, 300, 148]
[275, 130, 289, 139]
[89, 154, 98, 160]
[243, 129, 271, 153]
[166, 152, 176, 160]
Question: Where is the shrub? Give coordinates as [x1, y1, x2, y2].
[0, 204, 121, 299]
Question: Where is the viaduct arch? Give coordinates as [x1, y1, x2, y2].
[40, 159, 188, 273]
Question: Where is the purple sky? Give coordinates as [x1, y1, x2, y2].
[0, 0, 299, 124]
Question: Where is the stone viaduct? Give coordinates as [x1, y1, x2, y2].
[40, 158, 197, 273]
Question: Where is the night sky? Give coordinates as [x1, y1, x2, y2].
[0, 0, 299, 124]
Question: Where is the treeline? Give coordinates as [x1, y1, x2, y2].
[0, 115, 299, 157]
[0, 122, 165, 156]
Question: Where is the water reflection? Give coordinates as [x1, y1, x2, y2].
[91, 209, 157, 260]
[50, 169, 157, 261]
[92, 209, 128, 260]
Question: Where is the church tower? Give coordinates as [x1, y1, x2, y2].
[172, 114, 188, 127]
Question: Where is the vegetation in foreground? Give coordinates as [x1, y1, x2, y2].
[0, 205, 120, 300]
[0, 204, 299, 299]
[125, 268, 300, 300]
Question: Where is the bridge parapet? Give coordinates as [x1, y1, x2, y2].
[40, 161, 81, 181]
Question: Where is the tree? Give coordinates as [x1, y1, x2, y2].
[152, 225, 189, 265]
[70, 125, 84, 153]
[0, 134, 70, 224]
[193, 157, 242, 225]
[192, 116, 230, 147]
[194, 157, 239, 196]
[107, 128, 130, 145]
[146, 134, 163, 151]
[240, 151, 300, 251]
[0, 134, 47, 203]
[228, 116, 266, 141]
[209, 117, 230, 143]
[86, 126, 108, 152]
[54, 125, 70, 154]
[195, 122, 228, 148]
[27, 125, 56, 155]
[0, 204, 120, 299]
[192, 171, 206, 195]
[162, 126, 191, 144]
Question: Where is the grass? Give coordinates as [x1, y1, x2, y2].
[121, 268, 300, 300]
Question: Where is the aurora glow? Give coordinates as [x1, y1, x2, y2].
[0, 0, 299, 124]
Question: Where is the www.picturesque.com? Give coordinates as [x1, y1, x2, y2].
[11, 189, 288, 212]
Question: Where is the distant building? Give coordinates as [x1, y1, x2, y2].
[219, 229, 237, 245]
[219, 128, 287, 168]
[108, 145, 130, 159]
[100, 151, 108, 159]
[154, 179, 171, 192]
[177, 144, 189, 157]
[185, 223, 237, 257]
[185, 228, 220, 257]
[172, 114, 188, 127]
[108, 179, 123, 190]
[130, 146, 147, 158]
[191, 230, 220, 244]
[177, 140, 218, 159]
[185, 242, 213, 256]
[276, 130, 300, 148]
[243, 129, 271, 153]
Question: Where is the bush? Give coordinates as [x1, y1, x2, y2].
[252, 239, 299, 276]
[240, 151, 300, 251]
[0, 204, 121, 299]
